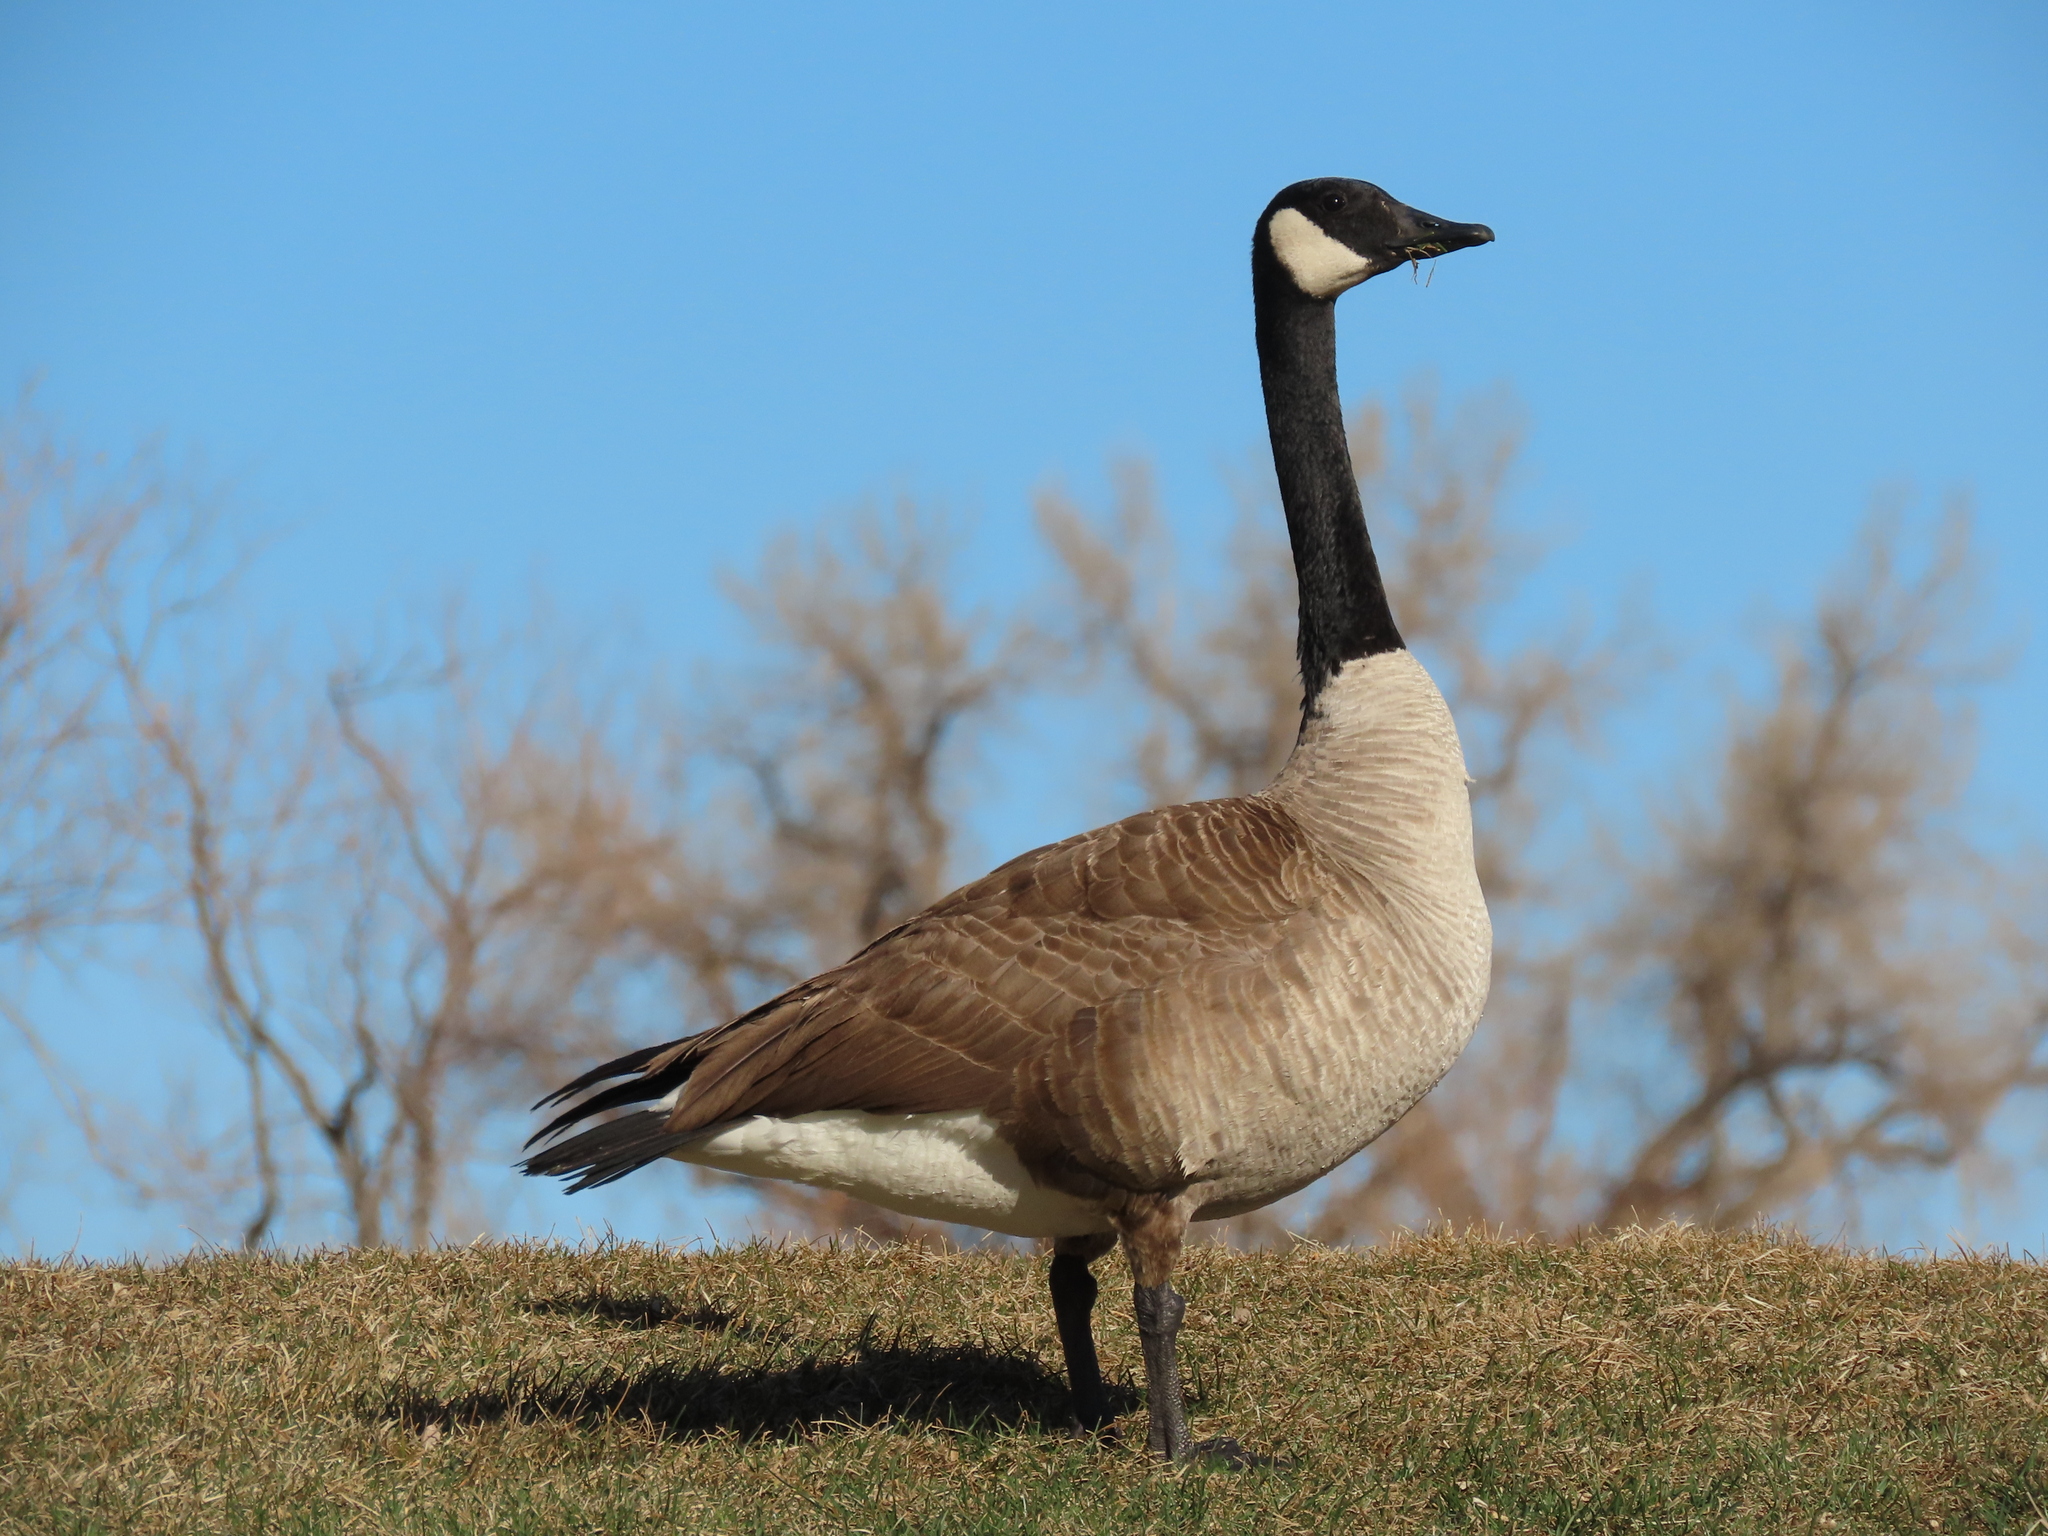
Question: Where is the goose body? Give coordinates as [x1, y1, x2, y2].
[527, 177, 1495, 1462]
[606, 648, 1485, 1235]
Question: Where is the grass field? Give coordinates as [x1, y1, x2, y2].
[3, 1226, 2044, 1534]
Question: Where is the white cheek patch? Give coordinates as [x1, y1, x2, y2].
[1267, 207, 1373, 299]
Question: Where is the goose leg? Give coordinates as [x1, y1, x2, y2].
[1049, 1233, 1118, 1432]
[1116, 1194, 1257, 1467]
[1132, 1275, 1192, 1459]
[1114, 1194, 1197, 1460]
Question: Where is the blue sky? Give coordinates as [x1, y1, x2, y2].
[3, 2, 2044, 1255]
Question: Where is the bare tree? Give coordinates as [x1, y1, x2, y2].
[3, 452, 1052, 1250]
[1582, 507, 2047, 1232]
[0, 409, 240, 1244]
[1038, 457, 1302, 806]
[0, 409, 222, 954]
[716, 500, 1048, 958]
[85, 613, 674, 1248]
[0, 410, 725, 1253]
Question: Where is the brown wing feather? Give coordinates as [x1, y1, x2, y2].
[529, 795, 1331, 1192]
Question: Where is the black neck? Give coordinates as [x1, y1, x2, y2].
[1253, 257, 1403, 714]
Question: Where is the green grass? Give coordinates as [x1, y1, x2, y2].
[3, 1227, 2044, 1533]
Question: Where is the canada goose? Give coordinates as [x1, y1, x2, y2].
[524, 177, 1495, 1463]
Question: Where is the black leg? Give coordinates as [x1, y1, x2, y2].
[1116, 1194, 1263, 1468]
[1049, 1233, 1116, 1432]
[1132, 1280, 1191, 1459]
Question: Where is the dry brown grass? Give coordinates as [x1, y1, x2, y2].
[2, 1227, 2044, 1534]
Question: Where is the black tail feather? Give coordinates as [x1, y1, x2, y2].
[529, 1069, 684, 1147]
[524, 988, 823, 1189]
[521, 1031, 717, 1187]
[519, 1111, 698, 1193]
[530, 1041, 671, 1113]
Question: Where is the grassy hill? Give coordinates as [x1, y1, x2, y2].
[3, 1227, 2044, 1534]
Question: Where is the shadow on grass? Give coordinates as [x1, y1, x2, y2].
[525, 1291, 754, 1335]
[382, 1319, 1135, 1442]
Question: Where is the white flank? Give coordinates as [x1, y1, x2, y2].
[1267, 207, 1373, 300]
[670, 1109, 1113, 1239]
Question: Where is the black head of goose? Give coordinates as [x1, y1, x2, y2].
[523, 177, 1495, 1465]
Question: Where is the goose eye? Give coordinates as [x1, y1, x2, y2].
[1321, 193, 1345, 212]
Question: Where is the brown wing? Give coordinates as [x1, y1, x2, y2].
[523, 795, 1328, 1192]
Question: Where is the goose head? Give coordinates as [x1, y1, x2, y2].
[1258, 178, 1494, 301]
